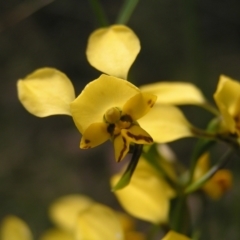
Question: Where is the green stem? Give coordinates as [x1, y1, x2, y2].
[88, 0, 109, 26]
[187, 119, 220, 186]
[116, 0, 139, 24]
[201, 102, 219, 116]
[185, 148, 233, 194]
[171, 195, 189, 234]
[190, 126, 217, 140]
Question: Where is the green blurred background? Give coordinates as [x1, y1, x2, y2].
[1, 0, 240, 239]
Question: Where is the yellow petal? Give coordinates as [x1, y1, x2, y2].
[0, 215, 33, 240]
[75, 203, 124, 240]
[17, 68, 75, 117]
[71, 74, 139, 133]
[40, 229, 73, 240]
[213, 75, 240, 133]
[203, 169, 232, 200]
[122, 93, 157, 120]
[214, 75, 240, 116]
[49, 195, 93, 232]
[162, 231, 190, 240]
[80, 122, 110, 149]
[215, 101, 236, 133]
[121, 125, 153, 145]
[111, 159, 175, 224]
[138, 105, 193, 143]
[113, 134, 130, 162]
[140, 82, 206, 105]
[86, 25, 140, 79]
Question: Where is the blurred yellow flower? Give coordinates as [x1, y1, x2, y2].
[40, 194, 94, 240]
[193, 152, 232, 200]
[213, 75, 240, 135]
[86, 24, 140, 79]
[44, 194, 144, 240]
[161, 230, 190, 240]
[0, 215, 33, 240]
[111, 158, 176, 224]
[17, 68, 194, 162]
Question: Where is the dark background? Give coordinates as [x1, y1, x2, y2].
[1, 0, 240, 239]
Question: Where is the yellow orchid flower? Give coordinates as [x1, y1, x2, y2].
[161, 230, 191, 240]
[213, 75, 240, 135]
[111, 158, 176, 224]
[193, 152, 232, 200]
[70, 74, 157, 162]
[86, 24, 140, 79]
[0, 215, 33, 240]
[17, 68, 194, 162]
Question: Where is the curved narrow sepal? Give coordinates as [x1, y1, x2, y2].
[112, 144, 143, 191]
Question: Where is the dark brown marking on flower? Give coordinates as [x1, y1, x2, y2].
[107, 124, 115, 135]
[147, 99, 152, 105]
[147, 99, 154, 108]
[126, 131, 153, 143]
[85, 139, 90, 144]
[120, 114, 132, 122]
[118, 136, 127, 162]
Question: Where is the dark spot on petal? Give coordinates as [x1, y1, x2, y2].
[120, 114, 132, 122]
[147, 99, 152, 105]
[85, 139, 90, 144]
[126, 131, 153, 143]
[107, 124, 115, 135]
